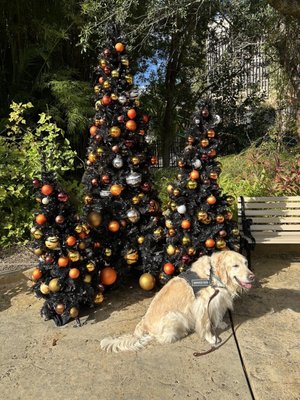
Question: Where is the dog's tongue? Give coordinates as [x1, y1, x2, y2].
[241, 282, 253, 289]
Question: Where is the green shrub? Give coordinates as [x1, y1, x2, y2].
[0, 102, 77, 247]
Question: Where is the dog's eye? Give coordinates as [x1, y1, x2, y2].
[233, 264, 239, 268]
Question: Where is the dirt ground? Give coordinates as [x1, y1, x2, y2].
[0, 248, 299, 400]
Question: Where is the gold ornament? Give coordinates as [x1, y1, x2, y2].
[40, 283, 50, 295]
[139, 273, 156, 291]
[86, 262, 96, 272]
[216, 214, 225, 223]
[197, 211, 208, 221]
[216, 239, 227, 249]
[95, 100, 102, 110]
[68, 250, 80, 262]
[99, 58, 106, 67]
[124, 249, 139, 264]
[110, 184, 123, 196]
[69, 307, 79, 318]
[121, 56, 129, 66]
[168, 228, 176, 237]
[88, 211, 102, 227]
[131, 156, 140, 165]
[153, 227, 164, 239]
[111, 70, 119, 78]
[109, 126, 121, 138]
[166, 244, 175, 256]
[84, 274, 92, 283]
[167, 184, 174, 194]
[94, 85, 100, 94]
[169, 201, 177, 211]
[209, 171, 218, 180]
[31, 227, 43, 239]
[45, 236, 60, 250]
[137, 236, 145, 245]
[178, 265, 185, 273]
[34, 248, 43, 256]
[173, 188, 181, 197]
[105, 248, 112, 257]
[232, 228, 240, 236]
[48, 278, 60, 293]
[201, 138, 209, 147]
[125, 74, 133, 84]
[132, 195, 140, 205]
[88, 153, 97, 163]
[187, 247, 196, 256]
[111, 93, 118, 101]
[165, 219, 174, 229]
[138, 193, 145, 199]
[182, 236, 190, 245]
[94, 292, 104, 304]
[103, 80, 110, 89]
[202, 217, 212, 225]
[78, 241, 86, 250]
[97, 147, 104, 156]
[84, 195, 93, 205]
[186, 180, 197, 190]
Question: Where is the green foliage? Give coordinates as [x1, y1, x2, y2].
[0, 102, 76, 247]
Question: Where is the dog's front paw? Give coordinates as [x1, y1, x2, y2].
[218, 321, 228, 330]
[205, 334, 221, 346]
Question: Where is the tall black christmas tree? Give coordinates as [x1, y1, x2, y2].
[31, 171, 103, 326]
[160, 101, 240, 284]
[81, 27, 164, 291]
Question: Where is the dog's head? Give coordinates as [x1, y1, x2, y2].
[211, 251, 255, 293]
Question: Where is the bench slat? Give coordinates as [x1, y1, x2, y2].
[250, 224, 300, 231]
[254, 237, 300, 244]
[238, 202, 300, 209]
[238, 209, 300, 216]
[240, 217, 300, 224]
[238, 196, 300, 202]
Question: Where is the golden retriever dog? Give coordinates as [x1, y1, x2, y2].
[100, 250, 255, 352]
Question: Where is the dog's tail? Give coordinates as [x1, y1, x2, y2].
[100, 333, 152, 353]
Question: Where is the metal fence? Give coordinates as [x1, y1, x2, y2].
[151, 137, 186, 168]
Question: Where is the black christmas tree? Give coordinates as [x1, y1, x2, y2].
[81, 27, 164, 291]
[30, 171, 103, 326]
[160, 101, 240, 284]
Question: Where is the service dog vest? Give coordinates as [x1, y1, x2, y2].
[179, 269, 211, 295]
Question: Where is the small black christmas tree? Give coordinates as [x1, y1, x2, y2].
[160, 101, 240, 284]
[31, 171, 103, 326]
[81, 27, 164, 291]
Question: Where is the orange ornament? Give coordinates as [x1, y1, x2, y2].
[190, 170, 200, 180]
[207, 195, 217, 205]
[66, 236, 77, 247]
[98, 77, 105, 85]
[127, 109, 137, 119]
[101, 95, 111, 106]
[41, 184, 53, 196]
[35, 214, 47, 225]
[58, 256, 69, 268]
[181, 219, 191, 230]
[89, 126, 97, 136]
[150, 156, 158, 165]
[100, 267, 117, 285]
[205, 238, 215, 248]
[207, 128, 216, 138]
[110, 184, 123, 196]
[69, 268, 80, 279]
[115, 42, 125, 52]
[208, 149, 217, 158]
[126, 120, 137, 131]
[55, 304, 65, 315]
[32, 268, 42, 281]
[163, 263, 175, 275]
[108, 220, 120, 232]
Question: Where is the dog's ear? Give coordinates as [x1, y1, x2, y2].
[191, 255, 211, 276]
[211, 251, 230, 285]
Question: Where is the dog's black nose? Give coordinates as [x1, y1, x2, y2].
[248, 272, 255, 281]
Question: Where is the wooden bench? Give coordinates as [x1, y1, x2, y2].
[238, 196, 300, 266]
